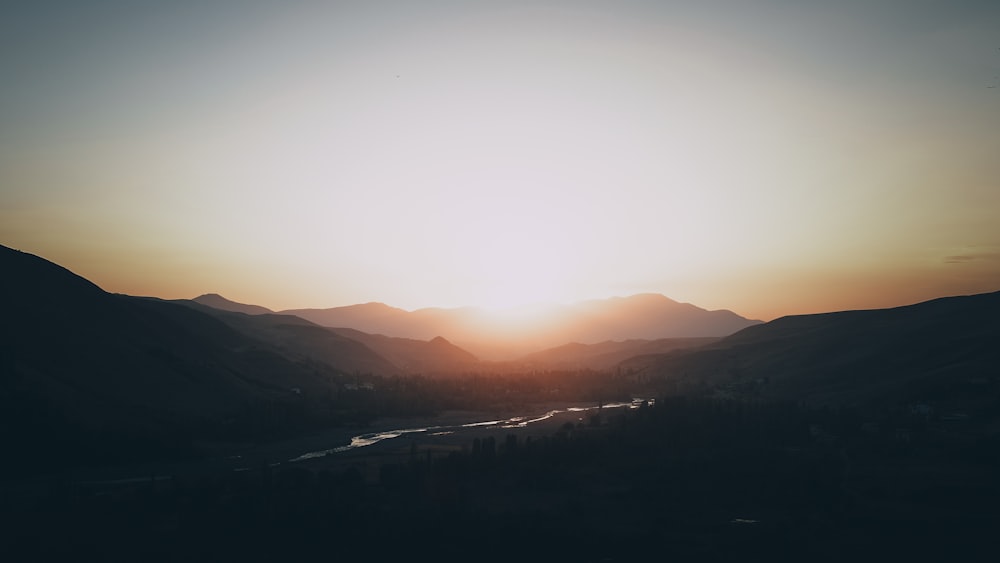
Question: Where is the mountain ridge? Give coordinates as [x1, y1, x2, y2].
[0, 244, 370, 472]
[192, 293, 273, 315]
[270, 292, 761, 359]
[624, 289, 1000, 407]
[175, 302, 403, 376]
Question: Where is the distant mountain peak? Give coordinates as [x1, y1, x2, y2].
[360, 301, 405, 311]
[425, 335, 478, 363]
[638, 293, 686, 306]
[627, 292, 677, 302]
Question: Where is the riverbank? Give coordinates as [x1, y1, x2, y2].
[1, 400, 634, 494]
[284, 400, 623, 478]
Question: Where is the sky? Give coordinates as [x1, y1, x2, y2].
[2, 0, 999, 321]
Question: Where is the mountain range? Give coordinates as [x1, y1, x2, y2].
[0, 245, 358, 472]
[516, 337, 720, 370]
[199, 292, 762, 359]
[179, 300, 480, 375]
[5, 242, 999, 474]
[624, 291, 1000, 408]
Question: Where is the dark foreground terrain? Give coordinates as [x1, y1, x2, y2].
[4, 245, 999, 561]
[4, 396, 998, 562]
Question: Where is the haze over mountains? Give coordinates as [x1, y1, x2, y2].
[175, 302, 399, 376]
[4, 243, 1000, 485]
[8, 243, 996, 392]
[180, 301, 481, 375]
[197, 292, 762, 359]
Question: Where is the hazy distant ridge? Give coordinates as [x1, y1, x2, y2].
[176, 303, 401, 376]
[187, 298, 481, 374]
[280, 293, 761, 359]
[517, 337, 720, 370]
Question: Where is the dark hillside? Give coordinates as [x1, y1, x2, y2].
[177, 303, 400, 376]
[192, 293, 273, 315]
[630, 291, 1000, 408]
[517, 337, 718, 370]
[0, 246, 342, 474]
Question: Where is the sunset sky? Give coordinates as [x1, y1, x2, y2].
[2, 0, 998, 320]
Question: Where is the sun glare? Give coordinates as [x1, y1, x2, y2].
[474, 269, 565, 311]
[469, 223, 573, 311]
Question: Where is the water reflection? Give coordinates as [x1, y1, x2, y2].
[288, 398, 649, 463]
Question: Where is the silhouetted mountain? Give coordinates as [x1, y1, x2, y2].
[546, 293, 757, 347]
[177, 303, 401, 376]
[279, 293, 760, 359]
[0, 245, 345, 472]
[328, 328, 480, 374]
[189, 296, 480, 374]
[281, 302, 414, 335]
[628, 291, 1000, 408]
[517, 337, 719, 370]
[192, 293, 273, 315]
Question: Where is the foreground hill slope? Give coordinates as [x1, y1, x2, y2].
[0, 245, 345, 469]
[630, 291, 1000, 407]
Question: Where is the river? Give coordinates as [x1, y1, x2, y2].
[2, 399, 650, 492]
[286, 397, 650, 463]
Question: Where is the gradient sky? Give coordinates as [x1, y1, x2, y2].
[2, 0, 998, 320]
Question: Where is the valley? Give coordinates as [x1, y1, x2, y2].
[3, 245, 999, 561]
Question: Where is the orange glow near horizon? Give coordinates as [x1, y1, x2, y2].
[2, 2, 999, 321]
